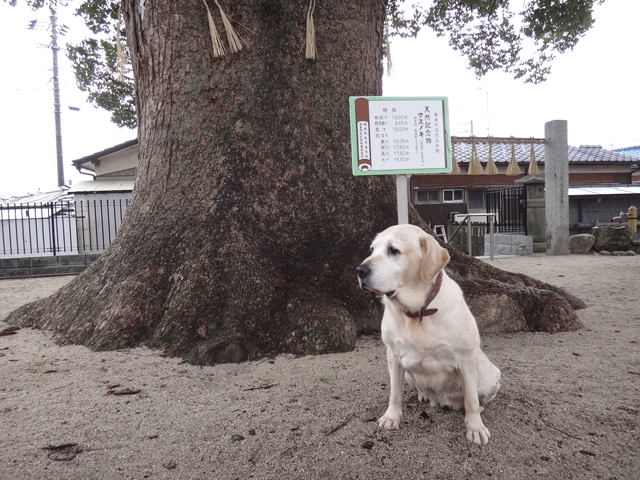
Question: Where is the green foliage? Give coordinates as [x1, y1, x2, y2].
[67, 0, 136, 128]
[5, 0, 45, 8]
[387, 0, 604, 83]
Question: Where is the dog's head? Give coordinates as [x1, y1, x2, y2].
[356, 225, 450, 306]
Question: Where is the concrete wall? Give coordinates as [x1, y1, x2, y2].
[484, 234, 533, 256]
[0, 254, 100, 279]
[570, 195, 640, 228]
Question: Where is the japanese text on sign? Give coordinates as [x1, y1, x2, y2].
[350, 97, 450, 175]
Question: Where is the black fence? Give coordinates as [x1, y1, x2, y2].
[0, 199, 129, 257]
[486, 185, 527, 235]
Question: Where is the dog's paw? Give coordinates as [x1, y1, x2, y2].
[465, 420, 490, 445]
[378, 409, 402, 430]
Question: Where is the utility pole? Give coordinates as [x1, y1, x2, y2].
[50, 1, 65, 187]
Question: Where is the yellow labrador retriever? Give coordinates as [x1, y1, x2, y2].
[356, 224, 500, 444]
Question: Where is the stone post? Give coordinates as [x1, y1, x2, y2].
[515, 174, 546, 253]
[544, 120, 570, 255]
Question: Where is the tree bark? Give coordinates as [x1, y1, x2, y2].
[5, 0, 583, 364]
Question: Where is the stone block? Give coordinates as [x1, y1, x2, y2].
[517, 236, 533, 248]
[1, 257, 31, 269]
[569, 234, 595, 254]
[496, 234, 513, 246]
[1, 268, 32, 278]
[58, 255, 86, 266]
[31, 256, 59, 267]
[591, 225, 634, 252]
[517, 245, 533, 256]
[58, 265, 88, 274]
[32, 266, 61, 276]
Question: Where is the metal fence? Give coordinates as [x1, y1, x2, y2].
[0, 199, 129, 257]
[485, 185, 527, 235]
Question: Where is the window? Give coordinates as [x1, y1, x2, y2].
[467, 189, 485, 210]
[443, 189, 464, 203]
[415, 189, 439, 204]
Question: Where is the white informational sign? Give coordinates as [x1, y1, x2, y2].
[349, 96, 451, 176]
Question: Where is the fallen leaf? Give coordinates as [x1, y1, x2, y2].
[42, 443, 83, 461]
[163, 460, 177, 469]
[107, 386, 141, 396]
[618, 406, 637, 414]
[244, 383, 279, 391]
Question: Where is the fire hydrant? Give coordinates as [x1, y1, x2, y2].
[629, 206, 637, 234]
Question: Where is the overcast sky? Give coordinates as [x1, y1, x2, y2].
[1, 0, 638, 198]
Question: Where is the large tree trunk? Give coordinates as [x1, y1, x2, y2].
[5, 0, 583, 364]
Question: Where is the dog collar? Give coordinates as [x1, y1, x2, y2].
[405, 270, 443, 322]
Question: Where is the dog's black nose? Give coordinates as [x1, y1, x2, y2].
[356, 264, 370, 279]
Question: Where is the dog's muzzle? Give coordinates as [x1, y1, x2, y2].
[356, 264, 393, 297]
[356, 263, 371, 286]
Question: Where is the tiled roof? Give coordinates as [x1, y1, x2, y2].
[452, 142, 639, 165]
[613, 146, 640, 158]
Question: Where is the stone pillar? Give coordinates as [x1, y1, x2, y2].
[544, 120, 570, 255]
[515, 174, 546, 253]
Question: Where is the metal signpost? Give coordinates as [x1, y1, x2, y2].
[349, 97, 452, 224]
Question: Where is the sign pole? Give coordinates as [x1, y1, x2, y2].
[396, 174, 409, 225]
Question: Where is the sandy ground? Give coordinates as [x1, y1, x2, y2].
[0, 253, 639, 480]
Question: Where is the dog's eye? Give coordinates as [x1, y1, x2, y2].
[388, 246, 400, 256]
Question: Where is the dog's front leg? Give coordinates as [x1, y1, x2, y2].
[459, 354, 491, 445]
[378, 348, 404, 430]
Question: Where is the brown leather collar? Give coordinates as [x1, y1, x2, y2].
[405, 270, 443, 322]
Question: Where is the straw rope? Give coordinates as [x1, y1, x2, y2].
[506, 140, 523, 176]
[384, 22, 393, 75]
[450, 142, 461, 174]
[484, 141, 499, 175]
[467, 140, 484, 175]
[215, 0, 243, 53]
[528, 140, 540, 174]
[204, 0, 226, 57]
[305, 0, 317, 59]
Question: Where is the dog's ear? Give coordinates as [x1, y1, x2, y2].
[420, 234, 450, 283]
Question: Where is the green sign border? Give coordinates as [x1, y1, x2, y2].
[349, 96, 452, 176]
